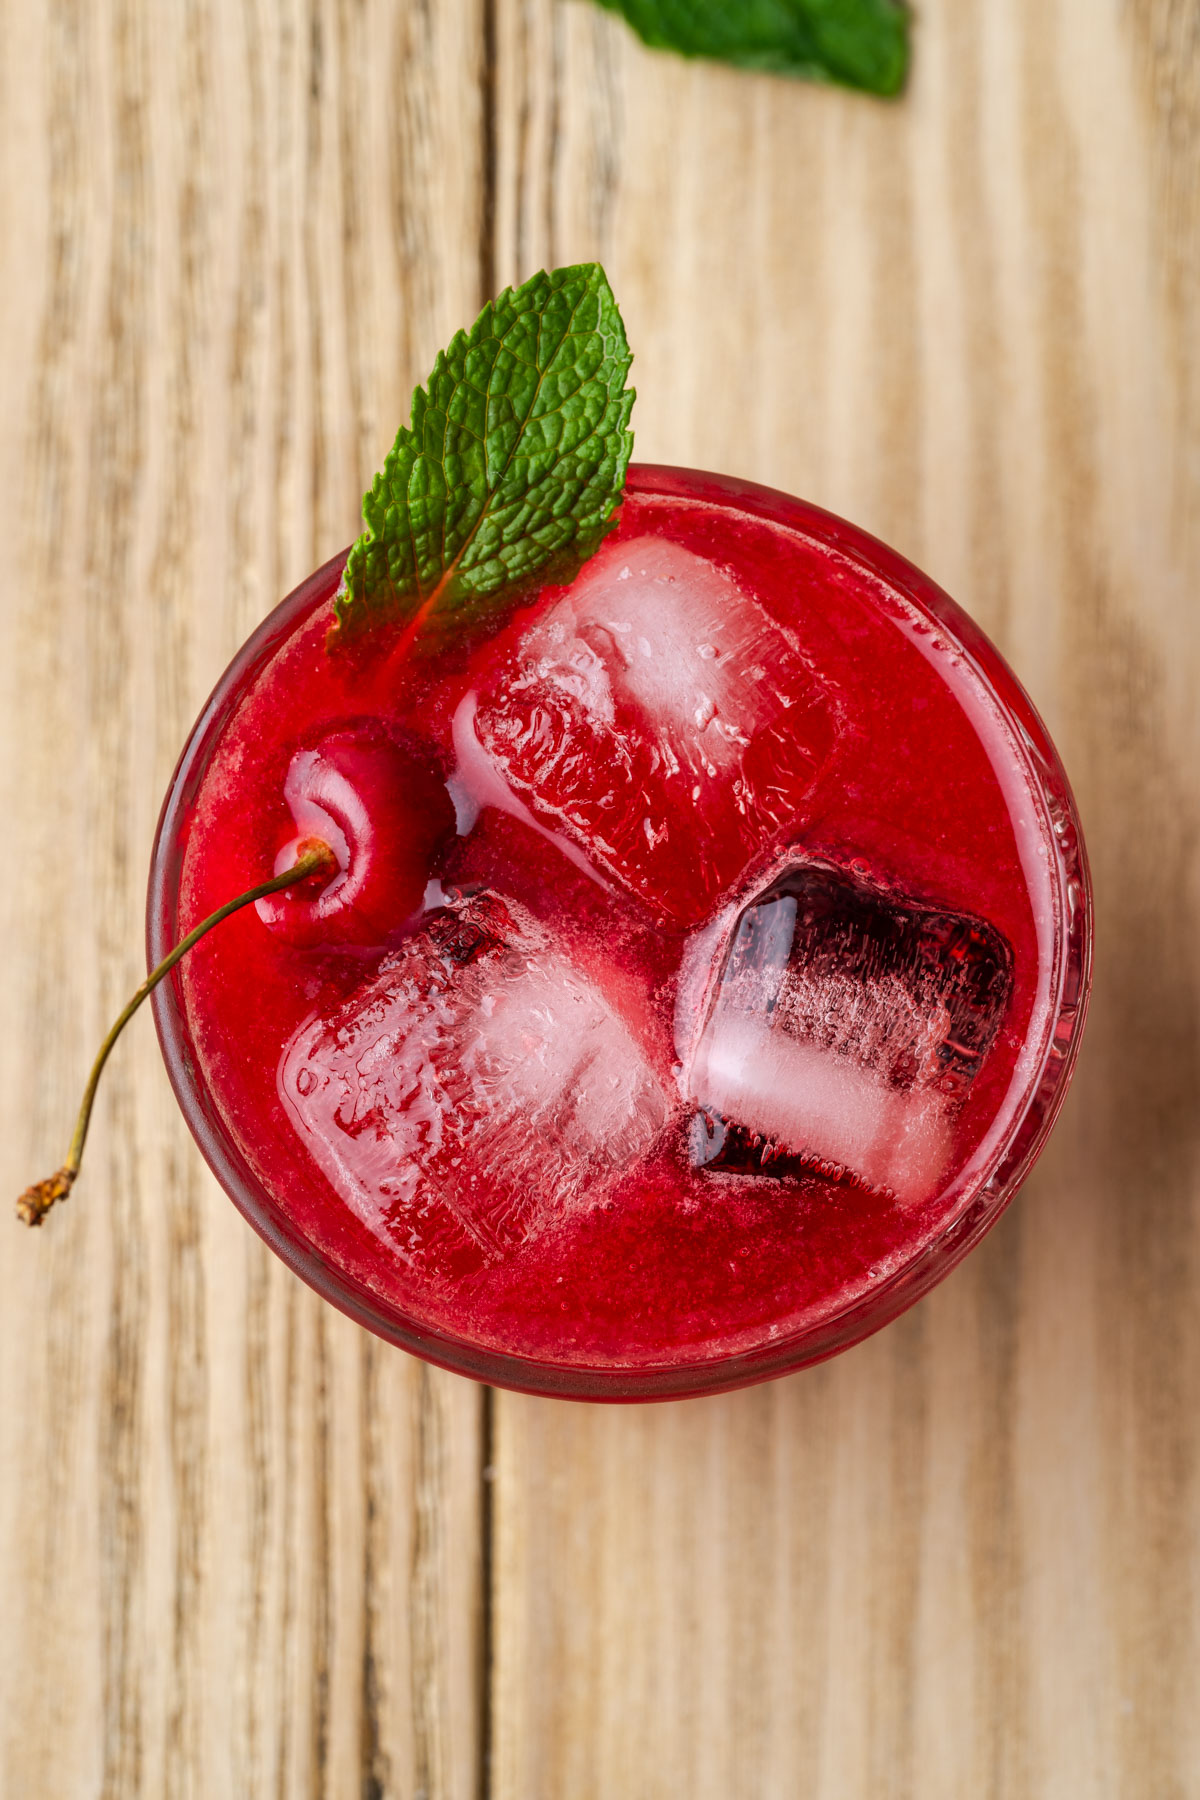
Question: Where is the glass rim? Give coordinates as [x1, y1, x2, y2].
[147, 464, 1094, 1401]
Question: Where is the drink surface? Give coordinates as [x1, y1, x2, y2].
[165, 468, 1078, 1386]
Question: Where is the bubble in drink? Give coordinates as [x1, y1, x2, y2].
[470, 535, 837, 925]
[279, 891, 670, 1278]
[684, 864, 1013, 1204]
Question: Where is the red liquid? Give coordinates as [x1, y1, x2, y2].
[149, 467, 1090, 1399]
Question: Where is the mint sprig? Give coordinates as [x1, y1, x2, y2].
[591, 0, 909, 98]
[330, 263, 634, 650]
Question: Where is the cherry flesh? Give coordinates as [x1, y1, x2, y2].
[255, 729, 455, 950]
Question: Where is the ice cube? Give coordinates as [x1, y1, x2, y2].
[683, 864, 1013, 1204]
[471, 535, 837, 926]
[279, 891, 670, 1275]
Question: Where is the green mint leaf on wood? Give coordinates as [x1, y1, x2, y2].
[330, 263, 634, 651]
[591, 0, 909, 98]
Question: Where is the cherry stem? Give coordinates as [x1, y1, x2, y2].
[16, 837, 338, 1227]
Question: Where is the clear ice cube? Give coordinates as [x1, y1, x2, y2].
[279, 891, 669, 1274]
[471, 535, 837, 926]
[684, 864, 1013, 1204]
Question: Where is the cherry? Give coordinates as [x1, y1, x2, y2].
[16, 726, 456, 1226]
[256, 729, 455, 950]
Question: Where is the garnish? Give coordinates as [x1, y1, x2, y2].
[329, 262, 634, 653]
[16, 841, 337, 1226]
[590, 0, 909, 97]
[19, 266, 637, 1228]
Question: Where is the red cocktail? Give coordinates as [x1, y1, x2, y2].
[148, 466, 1091, 1400]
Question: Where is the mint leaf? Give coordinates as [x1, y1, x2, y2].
[590, 0, 909, 97]
[330, 263, 634, 650]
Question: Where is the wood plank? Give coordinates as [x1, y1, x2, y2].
[490, 3, 1200, 1796]
[0, 3, 489, 1795]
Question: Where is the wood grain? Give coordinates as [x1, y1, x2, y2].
[3, 0, 1200, 1795]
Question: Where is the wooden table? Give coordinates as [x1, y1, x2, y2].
[2, 3, 1196, 1793]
